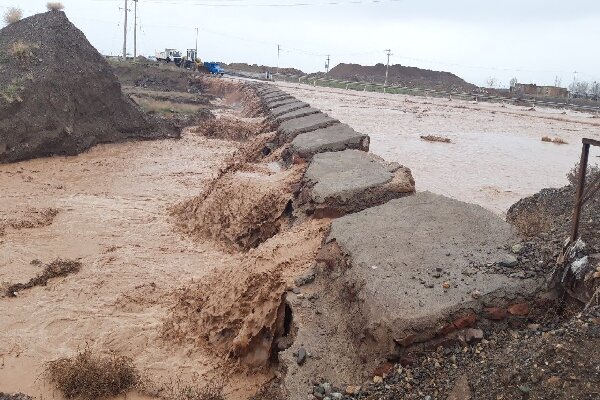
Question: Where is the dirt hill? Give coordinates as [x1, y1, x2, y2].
[328, 63, 477, 92]
[0, 10, 173, 164]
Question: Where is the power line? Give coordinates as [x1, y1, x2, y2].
[92, 0, 406, 7]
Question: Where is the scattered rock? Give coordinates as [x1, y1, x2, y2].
[345, 385, 361, 395]
[507, 303, 530, 316]
[461, 328, 484, 344]
[373, 376, 383, 383]
[295, 271, 316, 287]
[498, 255, 518, 268]
[453, 314, 477, 329]
[297, 347, 307, 365]
[511, 244, 524, 254]
[447, 374, 471, 400]
[484, 307, 508, 320]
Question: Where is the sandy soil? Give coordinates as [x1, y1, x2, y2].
[276, 82, 600, 214]
[0, 132, 275, 398]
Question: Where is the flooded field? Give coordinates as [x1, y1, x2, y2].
[0, 132, 271, 399]
[277, 82, 600, 214]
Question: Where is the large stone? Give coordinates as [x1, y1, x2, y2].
[321, 192, 541, 361]
[290, 124, 370, 159]
[274, 107, 320, 123]
[277, 113, 338, 142]
[270, 101, 310, 118]
[300, 150, 414, 217]
[262, 92, 292, 101]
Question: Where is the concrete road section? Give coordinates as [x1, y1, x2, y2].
[277, 113, 338, 141]
[290, 123, 370, 159]
[323, 192, 541, 359]
[269, 101, 310, 118]
[301, 149, 414, 216]
[273, 107, 320, 123]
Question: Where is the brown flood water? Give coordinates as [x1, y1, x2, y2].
[0, 133, 268, 399]
[277, 82, 600, 214]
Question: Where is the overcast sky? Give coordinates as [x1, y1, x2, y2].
[5, 0, 600, 87]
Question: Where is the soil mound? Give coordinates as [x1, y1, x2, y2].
[328, 63, 477, 92]
[190, 116, 262, 141]
[0, 11, 171, 163]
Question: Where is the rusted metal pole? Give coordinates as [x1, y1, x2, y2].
[571, 142, 590, 242]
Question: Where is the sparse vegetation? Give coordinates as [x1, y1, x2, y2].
[541, 136, 568, 145]
[8, 41, 36, 61]
[567, 162, 600, 187]
[1, 77, 26, 103]
[155, 382, 225, 400]
[510, 206, 553, 237]
[45, 348, 139, 399]
[5, 258, 81, 297]
[3, 7, 22, 25]
[46, 2, 65, 11]
[420, 134, 451, 143]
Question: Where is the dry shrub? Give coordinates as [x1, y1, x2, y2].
[46, 2, 65, 10]
[567, 162, 600, 187]
[541, 136, 568, 144]
[510, 206, 553, 237]
[45, 349, 139, 399]
[190, 117, 261, 141]
[420, 134, 451, 143]
[8, 41, 36, 61]
[153, 381, 225, 400]
[5, 258, 81, 297]
[3, 7, 22, 24]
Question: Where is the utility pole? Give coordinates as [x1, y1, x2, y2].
[325, 54, 330, 74]
[133, 0, 138, 58]
[195, 27, 199, 59]
[122, 0, 128, 59]
[384, 49, 392, 86]
[277, 44, 281, 74]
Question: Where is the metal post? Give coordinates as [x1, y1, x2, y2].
[277, 44, 280, 75]
[122, 0, 128, 59]
[384, 49, 392, 86]
[133, 0, 137, 58]
[195, 27, 198, 58]
[571, 142, 591, 242]
[326, 54, 330, 74]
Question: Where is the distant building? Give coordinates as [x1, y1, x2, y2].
[510, 83, 568, 98]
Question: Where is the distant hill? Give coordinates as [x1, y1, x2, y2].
[327, 63, 477, 92]
[223, 62, 305, 77]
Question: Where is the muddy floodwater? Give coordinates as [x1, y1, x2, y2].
[277, 82, 600, 214]
[0, 133, 270, 399]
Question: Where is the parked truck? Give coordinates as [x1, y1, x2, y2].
[203, 61, 224, 76]
[155, 48, 182, 67]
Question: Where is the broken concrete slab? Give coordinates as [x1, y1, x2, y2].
[299, 149, 414, 217]
[319, 191, 541, 362]
[274, 107, 320, 123]
[261, 92, 291, 101]
[268, 97, 301, 109]
[289, 123, 370, 159]
[277, 113, 338, 142]
[269, 101, 310, 118]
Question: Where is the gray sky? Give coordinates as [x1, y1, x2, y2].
[5, 0, 600, 87]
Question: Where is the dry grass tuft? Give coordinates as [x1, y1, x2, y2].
[46, 2, 65, 10]
[45, 348, 139, 399]
[5, 258, 81, 297]
[541, 136, 568, 145]
[3, 7, 22, 24]
[161, 383, 225, 400]
[8, 41, 36, 61]
[510, 207, 553, 237]
[420, 134, 451, 143]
